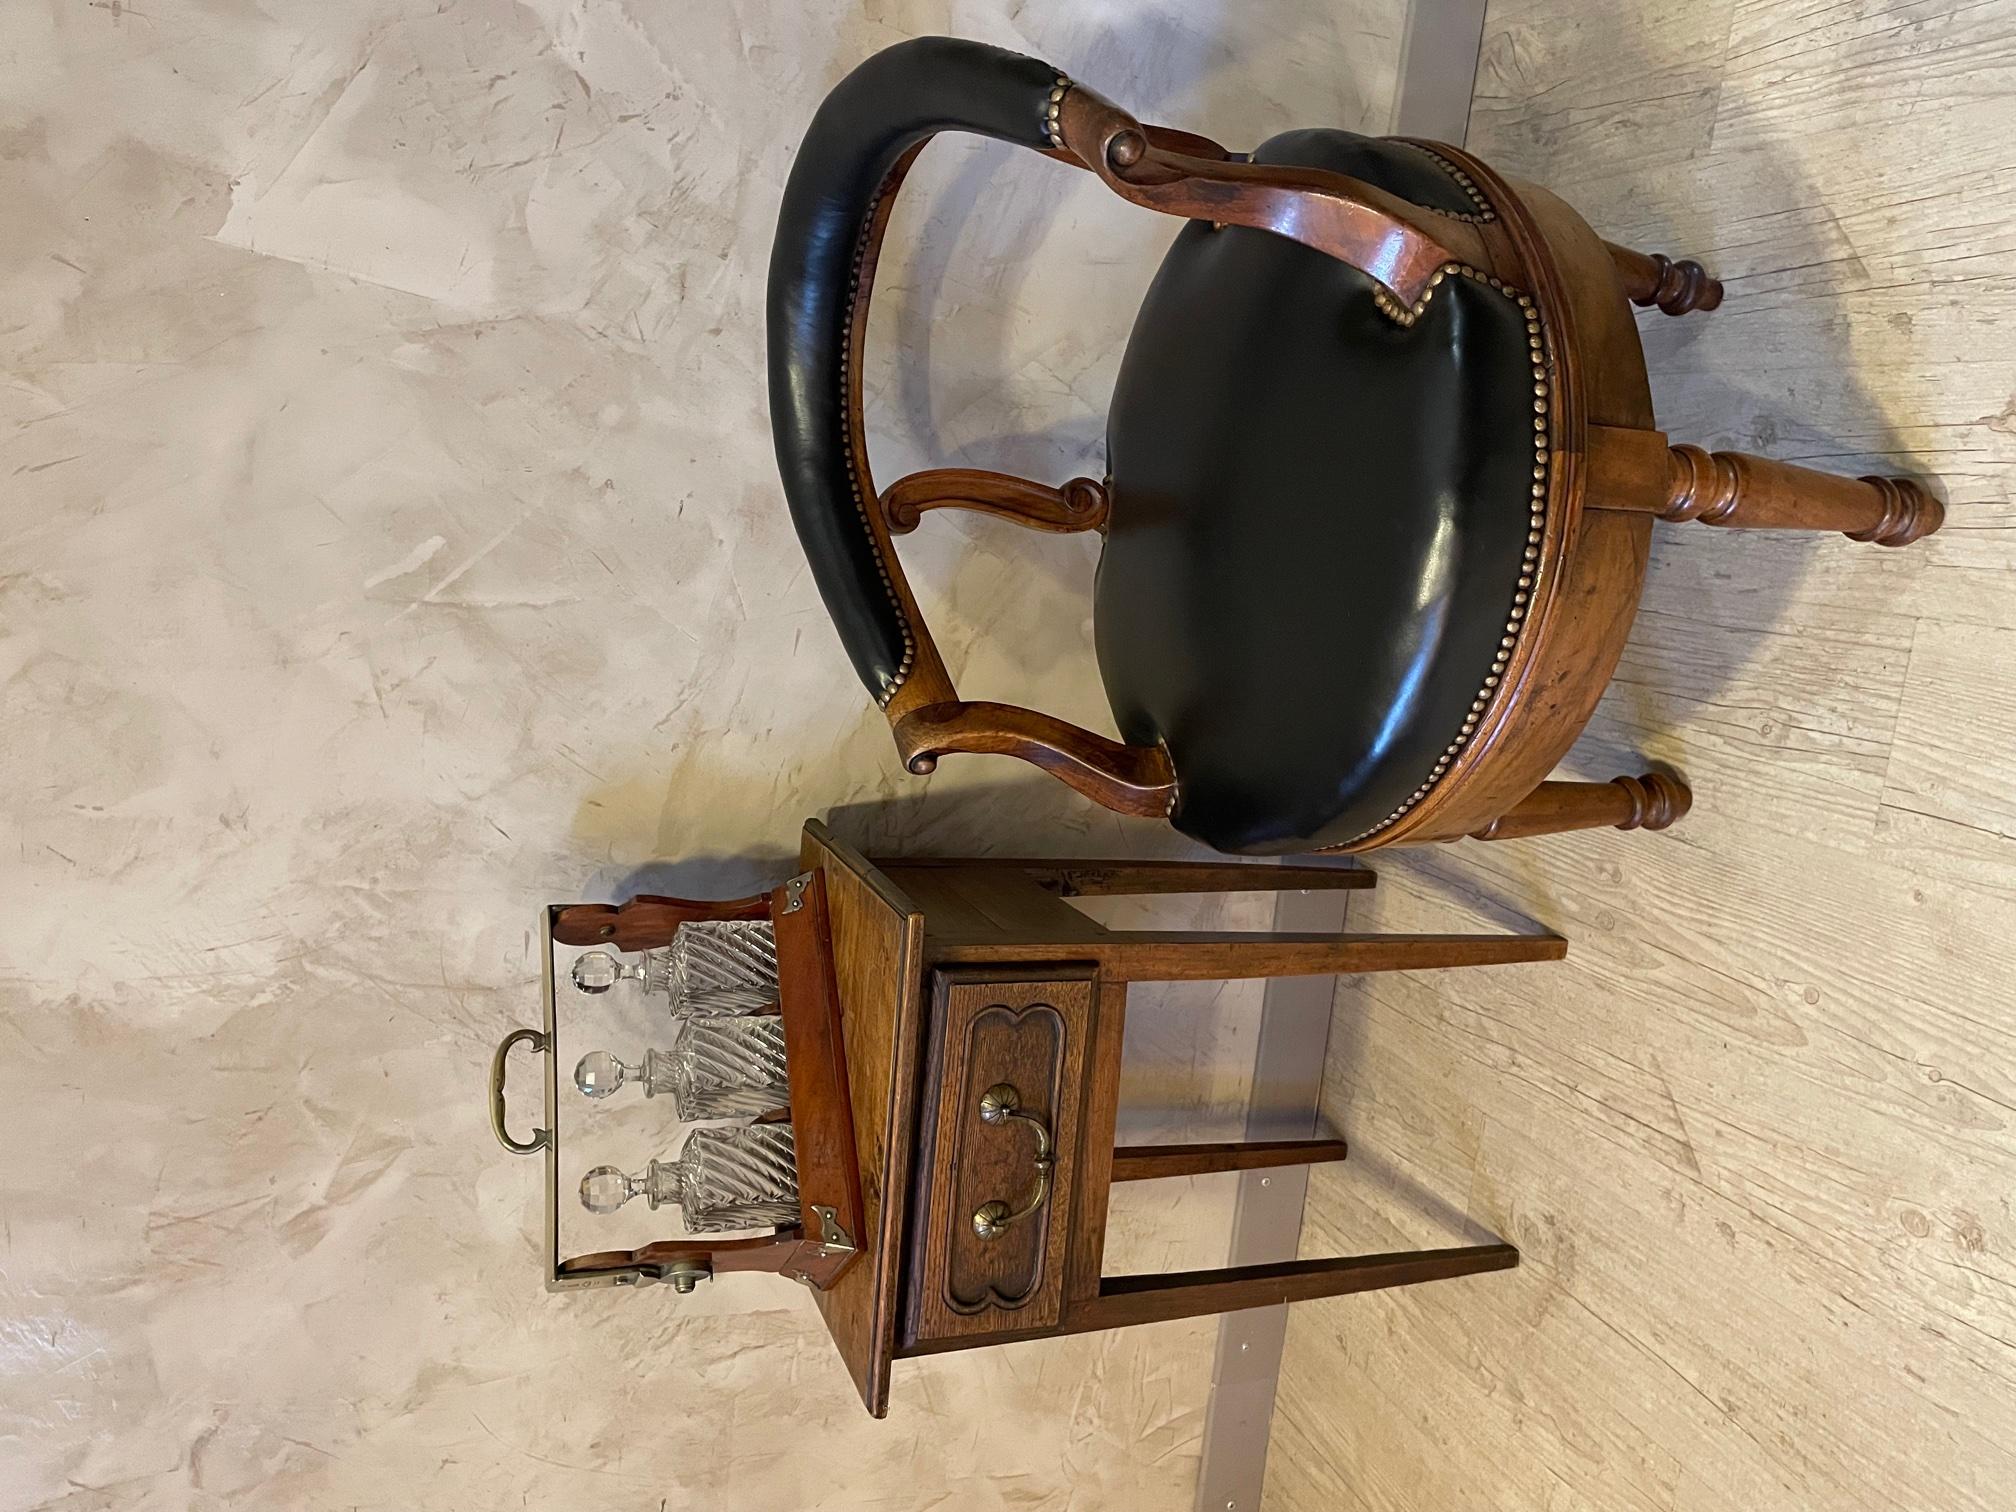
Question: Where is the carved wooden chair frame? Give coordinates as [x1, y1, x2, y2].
[822, 74, 1940, 851]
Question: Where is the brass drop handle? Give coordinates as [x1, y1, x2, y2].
[489, 1027, 552, 1155]
[971, 1083, 1053, 1241]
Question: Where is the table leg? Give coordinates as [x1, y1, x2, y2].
[1069, 1245, 1519, 1333]
[1111, 1138, 1350, 1182]
[1066, 980, 1128, 1305]
[931, 931, 1565, 980]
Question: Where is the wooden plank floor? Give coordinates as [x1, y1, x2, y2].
[1268, 2, 2016, 1508]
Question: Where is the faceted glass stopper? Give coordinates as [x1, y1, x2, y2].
[579, 1165, 636, 1215]
[570, 950, 623, 994]
[573, 1050, 633, 1099]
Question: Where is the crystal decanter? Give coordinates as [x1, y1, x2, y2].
[573, 1016, 791, 1120]
[568, 918, 778, 1016]
[578, 1124, 800, 1233]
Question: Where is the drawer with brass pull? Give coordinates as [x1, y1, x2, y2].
[902, 967, 1095, 1347]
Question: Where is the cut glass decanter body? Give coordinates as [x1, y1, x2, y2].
[569, 919, 778, 1016]
[573, 1015, 791, 1120]
[578, 1124, 799, 1233]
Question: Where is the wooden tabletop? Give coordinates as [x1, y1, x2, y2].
[799, 820, 924, 1417]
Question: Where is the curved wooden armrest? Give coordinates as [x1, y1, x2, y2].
[892, 700, 1175, 818]
[1052, 87, 1460, 306]
[881, 469, 1109, 535]
[772, 41, 1464, 823]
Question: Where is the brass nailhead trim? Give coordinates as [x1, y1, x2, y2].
[840, 178, 916, 706]
[1373, 263, 1530, 328]
[1045, 75, 1070, 150]
[1335, 275, 1550, 847]
[1411, 143, 1498, 222]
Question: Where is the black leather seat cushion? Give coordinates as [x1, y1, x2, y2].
[1095, 131, 1538, 854]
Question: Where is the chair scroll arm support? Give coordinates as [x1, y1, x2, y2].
[1050, 87, 1461, 306]
[881, 469, 1109, 535]
[770, 39, 1455, 817]
[891, 701, 1176, 819]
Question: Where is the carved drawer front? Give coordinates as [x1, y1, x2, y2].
[905, 968, 1094, 1346]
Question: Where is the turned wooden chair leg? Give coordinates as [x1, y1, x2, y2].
[1472, 772, 1691, 842]
[1662, 445, 1943, 546]
[1606, 242, 1723, 314]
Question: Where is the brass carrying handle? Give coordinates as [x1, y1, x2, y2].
[490, 1027, 552, 1155]
[971, 1083, 1053, 1241]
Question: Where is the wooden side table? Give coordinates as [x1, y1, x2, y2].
[796, 820, 1555, 1415]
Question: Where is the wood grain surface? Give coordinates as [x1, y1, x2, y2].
[798, 821, 925, 1419]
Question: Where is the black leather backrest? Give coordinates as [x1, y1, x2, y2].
[767, 37, 1061, 702]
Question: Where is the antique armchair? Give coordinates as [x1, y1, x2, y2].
[767, 37, 1943, 856]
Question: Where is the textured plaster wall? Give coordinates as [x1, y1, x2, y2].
[0, 3, 1403, 1507]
